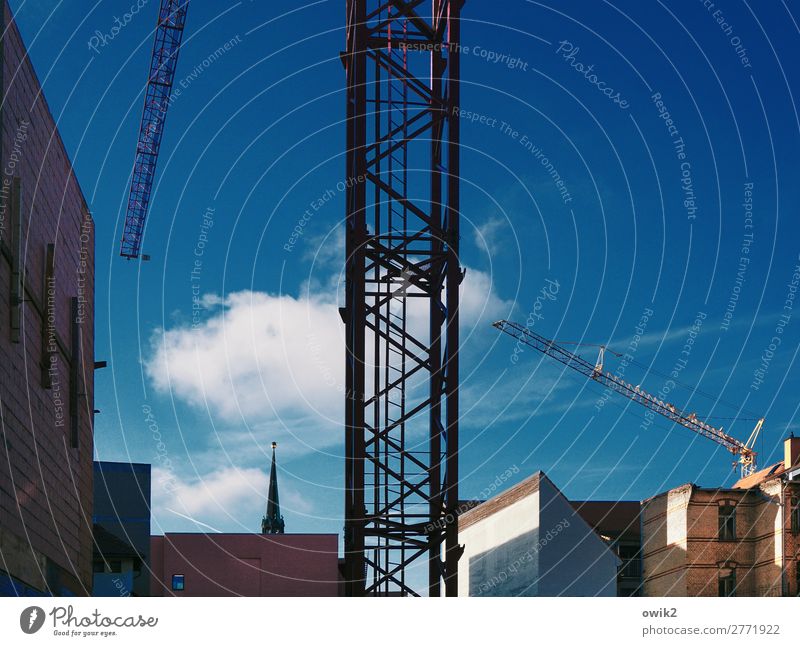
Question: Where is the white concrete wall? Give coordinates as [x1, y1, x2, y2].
[537, 476, 619, 597]
[459, 491, 540, 596]
[458, 474, 620, 597]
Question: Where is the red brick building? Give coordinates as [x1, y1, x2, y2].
[0, 1, 95, 595]
[642, 437, 800, 597]
[150, 534, 340, 596]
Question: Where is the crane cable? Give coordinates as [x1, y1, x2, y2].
[556, 338, 762, 421]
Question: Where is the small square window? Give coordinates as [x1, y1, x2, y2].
[171, 574, 185, 591]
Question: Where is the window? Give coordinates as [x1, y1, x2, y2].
[9, 177, 22, 343]
[41, 243, 55, 387]
[618, 543, 642, 579]
[791, 498, 800, 535]
[719, 570, 736, 597]
[796, 561, 800, 597]
[171, 574, 185, 591]
[719, 504, 737, 541]
[69, 297, 80, 449]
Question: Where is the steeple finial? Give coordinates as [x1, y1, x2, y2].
[262, 441, 285, 534]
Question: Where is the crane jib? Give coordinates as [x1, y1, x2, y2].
[120, 0, 190, 259]
[492, 320, 760, 475]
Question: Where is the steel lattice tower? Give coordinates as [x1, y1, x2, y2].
[343, 0, 463, 597]
[120, 0, 188, 259]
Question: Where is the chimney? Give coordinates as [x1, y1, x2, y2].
[784, 434, 800, 469]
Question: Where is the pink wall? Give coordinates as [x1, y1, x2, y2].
[0, 0, 94, 594]
[151, 534, 340, 597]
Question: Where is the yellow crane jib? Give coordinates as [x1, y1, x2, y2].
[492, 320, 763, 477]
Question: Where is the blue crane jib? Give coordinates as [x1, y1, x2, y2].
[120, 0, 189, 259]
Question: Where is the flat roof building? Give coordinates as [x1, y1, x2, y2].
[150, 445, 339, 597]
[91, 525, 143, 598]
[642, 436, 800, 596]
[150, 533, 340, 596]
[0, 0, 94, 596]
[92, 462, 151, 597]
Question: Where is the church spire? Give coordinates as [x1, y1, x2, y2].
[262, 442, 285, 534]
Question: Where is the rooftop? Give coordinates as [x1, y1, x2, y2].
[458, 471, 544, 531]
[93, 525, 143, 561]
[733, 461, 786, 489]
[570, 500, 641, 539]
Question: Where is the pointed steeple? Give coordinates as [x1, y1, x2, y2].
[262, 442, 285, 534]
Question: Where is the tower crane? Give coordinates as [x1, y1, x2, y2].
[493, 319, 764, 476]
[120, 0, 189, 259]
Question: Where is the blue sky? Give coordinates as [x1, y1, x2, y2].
[12, 0, 800, 538]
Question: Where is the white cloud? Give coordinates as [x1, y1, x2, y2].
[144, 266, 512, 450]
[460, 266, 514, 339]
[281, 486, 316, 516]
[473, 216, 506, 255]
[146, 289, 344, 428]
[151, 465, 316, 533]
[143, 268, 516, 531]
[151, 466, 267, 533]
[460, 360, 575, 430]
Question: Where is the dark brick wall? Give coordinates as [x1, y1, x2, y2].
[0, 0, 94, 595]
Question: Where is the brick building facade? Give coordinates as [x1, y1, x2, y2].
[150, 534, 340, 596]
[642, 437, 800, 597]
[0, 0, 95, 595]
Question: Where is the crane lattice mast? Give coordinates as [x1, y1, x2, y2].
[493, 320, 763, 476]
[120, 0, 189, 259]
[343, 0, 463, 597]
